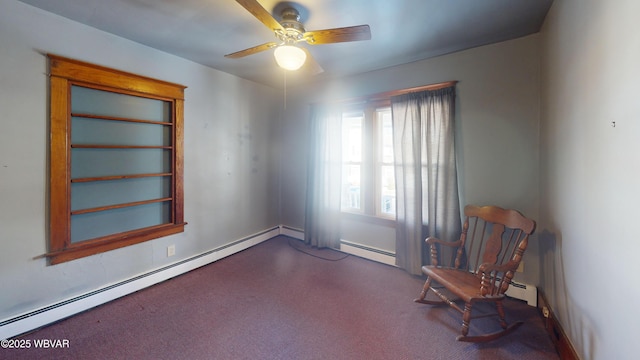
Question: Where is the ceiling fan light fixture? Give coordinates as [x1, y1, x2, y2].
[274, 45, 306, 71]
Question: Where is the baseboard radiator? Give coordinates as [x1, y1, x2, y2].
[506, 281, 537, 306]
[339, 240, 396, 266]
[0, 226, 281, 340]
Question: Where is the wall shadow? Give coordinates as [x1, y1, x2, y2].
[538, 228, 597, 359]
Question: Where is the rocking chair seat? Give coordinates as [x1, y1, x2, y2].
[421, 266, 497, 304]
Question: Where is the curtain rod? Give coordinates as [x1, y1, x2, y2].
[368, 80, 458, 101]
[314, 80, 458, 106]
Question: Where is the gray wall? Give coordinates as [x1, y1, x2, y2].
[540, 0, 640, 359]
[280, 34, 541, 282]
[0, 0, 281, 320]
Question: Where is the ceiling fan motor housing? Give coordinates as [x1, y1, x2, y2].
[277, 7, 306, 43]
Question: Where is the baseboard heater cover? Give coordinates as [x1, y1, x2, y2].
[0, 226, 281, 340]
[506, 281, 537, 306]
[339, 240, 396, 266]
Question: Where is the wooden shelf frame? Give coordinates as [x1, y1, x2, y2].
[46, 55, 187, 265]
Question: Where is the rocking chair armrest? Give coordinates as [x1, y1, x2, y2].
[425, 237, 463, 267]
[425, 237, 462, 248]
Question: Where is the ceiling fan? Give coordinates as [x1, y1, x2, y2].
[225, 0, 371, 74]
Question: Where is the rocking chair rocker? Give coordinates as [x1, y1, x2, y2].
[414, 205, 536, 342]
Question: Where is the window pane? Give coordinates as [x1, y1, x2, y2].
[342, 113, 363, 162]
[378, 108, 394, 163]
[342, 112, 363, 212]
[380, 165, 396, 216]
[377, 107, 395, 216]
[72, 86, 171, 122]
[341, 164, 361, 210]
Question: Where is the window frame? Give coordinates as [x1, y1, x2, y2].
[335, 81, 458, 227]
[47, 55, 186, 265]
[340, 100, 395, 224]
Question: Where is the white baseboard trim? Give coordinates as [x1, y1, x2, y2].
[278, 225, 304, 241]
[0, 226, 280, 340]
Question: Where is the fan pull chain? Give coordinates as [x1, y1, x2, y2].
[283, 69, 287, 109]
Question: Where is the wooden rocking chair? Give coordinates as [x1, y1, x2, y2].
[414, 205, 536, 342]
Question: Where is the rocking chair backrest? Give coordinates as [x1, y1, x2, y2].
[454, 205, 536, 283]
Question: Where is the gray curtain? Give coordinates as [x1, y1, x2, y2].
[304, 104, 342, 248]
[391, 86, 461, 275]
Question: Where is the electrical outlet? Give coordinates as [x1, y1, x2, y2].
[517, 261, 524, 272]
[167, 244, 175, 257]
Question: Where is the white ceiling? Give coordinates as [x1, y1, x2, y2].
[18, 0, 553, 88]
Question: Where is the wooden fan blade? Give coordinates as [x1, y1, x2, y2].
[301, 48, 324, 75]
[235, 0, 284, 32]
[225, 42, 278, 58]
[304, 25, 371, 45]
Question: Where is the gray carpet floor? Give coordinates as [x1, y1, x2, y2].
[3, 236, 559, 360]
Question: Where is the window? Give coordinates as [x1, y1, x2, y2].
[47, 55, 186, 264]
[340, 103, 395, 219]
[376, 108, 395, 217]
[341, 112, 363, 212]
